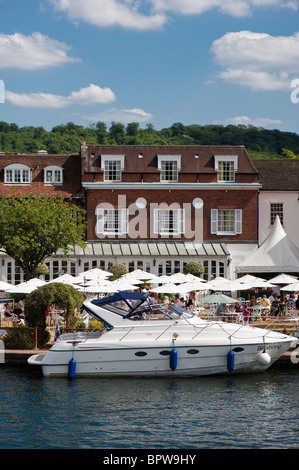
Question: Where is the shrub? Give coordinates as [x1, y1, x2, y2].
[25, 282, 84, 347]
[3, 325, 36, 350]
[108, 263, 128, 280]
[184, 261, 205, 277]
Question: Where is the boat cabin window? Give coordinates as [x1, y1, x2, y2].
[100, 298, 184, 320]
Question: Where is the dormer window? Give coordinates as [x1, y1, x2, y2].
[157, 155, 181, 182]
[101, 155, 125, 182]
[214, 155, 238, 182]
[44, 165, 63, 185]
[4, 164, 31, 184]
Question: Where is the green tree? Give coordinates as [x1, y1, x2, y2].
[109, 122, 125, 144]
[108, 263, 128, 280]
[95, 121, 108, 143]
[0, 194, 86, 280]
[282, 148, 299, 159]
[126, 122, 139, 136]
[171, 122, 186, 137]
[183, 261, 205, 277]
[25, 283, 84, 346]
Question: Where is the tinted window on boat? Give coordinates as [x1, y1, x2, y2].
[187, 349, 199, 355]
[232, 347, 244, 353]
[135, 351, 147, 357]
[159, 350, 170, 356]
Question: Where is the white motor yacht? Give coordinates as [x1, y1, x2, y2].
[28, 292, 298, 377]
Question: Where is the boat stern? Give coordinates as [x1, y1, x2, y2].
[27, 353, 46, 366]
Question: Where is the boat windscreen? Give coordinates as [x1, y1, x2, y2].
[91, 292, 151, 318]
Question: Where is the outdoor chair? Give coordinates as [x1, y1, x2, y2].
[250, 306, 262, 322]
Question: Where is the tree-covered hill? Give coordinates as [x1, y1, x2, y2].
[1, 120, 299, 159]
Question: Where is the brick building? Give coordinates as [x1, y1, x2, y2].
[0, 144, 262, 283]
[79, 143, 261, 279]
[0, 151, 83, 283]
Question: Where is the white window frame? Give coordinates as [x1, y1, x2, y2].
[153, 208, 185, 235]
[96, 208, 128, 235]
[270, 203, 283, 225]
[211, 209, 242, 235]
[4, 163, 31, 184]
[44, 165, 63, 185]
[101, 155, 125, 182]
[214, 155, 238, 183]
[157, 155, 181, 182]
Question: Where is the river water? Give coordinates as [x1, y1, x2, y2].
[0, 365, 298, 451]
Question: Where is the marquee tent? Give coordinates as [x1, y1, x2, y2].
[237, 216, 299, 274]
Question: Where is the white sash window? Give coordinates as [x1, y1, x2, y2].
[153, 209, 185, 235]
[96, 208, 128, 235]
[4, 164, 31, 184]
[211, 209, 242, 235]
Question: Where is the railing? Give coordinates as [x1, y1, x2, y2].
[0, 326, 37, 350]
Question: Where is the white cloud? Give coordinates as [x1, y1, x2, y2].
[83, 107, 153, 123]
[48, 0, 299, 30]
[48, 0, 299, 31]
[210, 31, 299, 91]
[6, 84, 116, 108]
[152, 0, 298, 17]
[50, 0, 167, 31]
[0, 32, 80, 70]
[218, 69, 290, 91]
[215, 115, 282, 127]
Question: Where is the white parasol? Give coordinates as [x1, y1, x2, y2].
[83, 284, 119, 294]
[48, 273, 79, 285]
[150, 282, 188, 294]
[281, 281, 299, 292]
[78, 268, 113, 280]
[268, 273, 298, 285]
[198, 292, 239, 304]
[178, 281, 209, 292]
[0, 281, 12, 291]
[5, 278, 46, 294]
[168, 272, 190, 283]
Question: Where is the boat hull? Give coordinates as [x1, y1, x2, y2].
[28, 334, 296, 377]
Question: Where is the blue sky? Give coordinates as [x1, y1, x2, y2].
[0, 0, 299, 133]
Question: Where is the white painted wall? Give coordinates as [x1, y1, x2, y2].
[259, 191, 299, 248]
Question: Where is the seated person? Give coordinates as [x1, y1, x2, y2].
[285, 294, 295, 306]
[148, 293, 158, 305]
[216, 303, 225, 320]
[248, 296, 257, 307]
[176, 297, 186, 309]
[4, 303, 13, 318]
[258, 294, 271, 317]
[270, 294, 281, 316]
[13, 303, 24, 320]
[284, 294, 296, 313]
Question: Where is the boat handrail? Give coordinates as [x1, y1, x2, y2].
[154, 324, 173, 340]
[118, 327, 134, 341]
[60, 317, 290, 345]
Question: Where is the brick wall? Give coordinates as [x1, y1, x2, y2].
[0, 154, 81, 198]
[86, 188, 258, 242]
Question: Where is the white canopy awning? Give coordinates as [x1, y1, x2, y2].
[237, 216, 299, 273]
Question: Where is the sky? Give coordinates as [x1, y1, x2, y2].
[0, 0, 299, 133]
